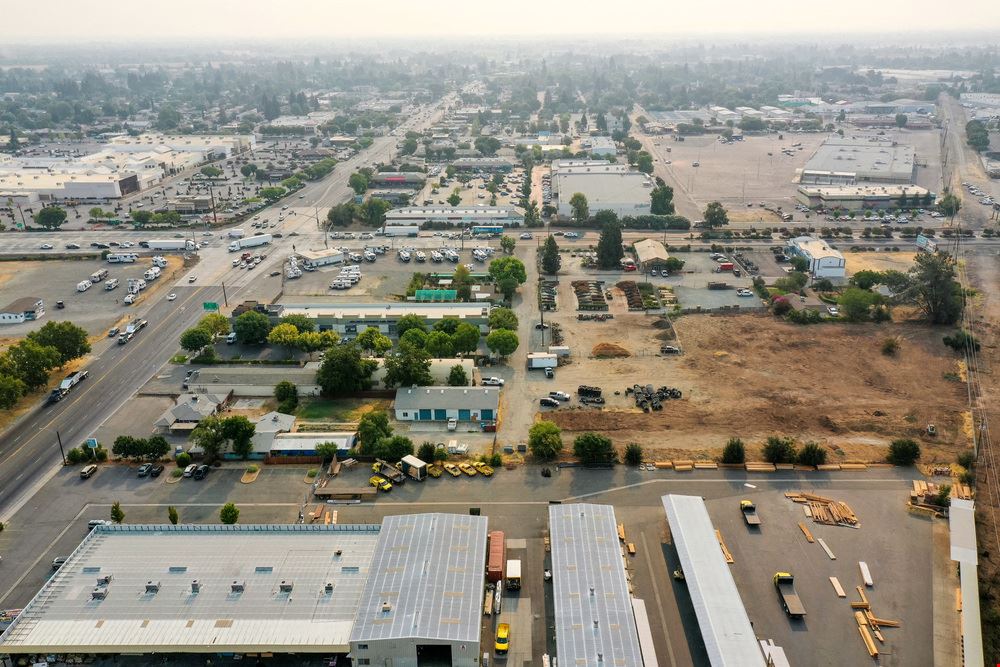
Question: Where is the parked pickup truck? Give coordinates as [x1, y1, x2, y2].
[740, 500, 761, 526]
[774, 572, 806, 618]
[371, 459, 405, 484]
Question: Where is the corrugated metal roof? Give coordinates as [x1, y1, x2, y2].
[0, 524, 381, 654]
[661, 495, 766, 667]
[393, 386, 500, 413]
[549, 504, 643, 667]
[350, 513, 488, 643]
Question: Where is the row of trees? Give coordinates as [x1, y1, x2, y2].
[526, 421, 643, 466]
[0, 321, 90, 409]
[326, 199, 391, 228]
[190, 415, 257, 461]
[355, 410, 414, 461]
[112, 435, 171, 461]
[107, 502, 238, 526]
[720, 436, 921, 467]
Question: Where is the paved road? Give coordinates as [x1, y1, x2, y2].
[0, 98, 451, 524]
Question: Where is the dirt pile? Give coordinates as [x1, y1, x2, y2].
[592, 342, 631, 358]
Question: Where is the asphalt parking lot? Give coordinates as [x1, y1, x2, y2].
[0, 462, 942, 667]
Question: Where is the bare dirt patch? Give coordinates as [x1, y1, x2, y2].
[845, 251, 917, 274]
[548, 313, 968, 462]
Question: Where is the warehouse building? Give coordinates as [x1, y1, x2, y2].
[549, 504, 651, 667]
[632, 238, 671, 272]
[554, 166, 653, 218]
[451, 157, 515, 172]
[0, 170, 139, 201]
[297, 248, 345, 268]
[0, 297, 44, 324]
[786, 236, 846, 279]
[350, 514, 488, 666]
[800, 138, 916, 185]
[394, 386, 499, 422]
[384, 205, 521, 228]
[581, 136, 616, 156]
[273, 302, 491, 337]
[796, 184, 933, 211]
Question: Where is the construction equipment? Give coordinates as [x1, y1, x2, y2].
[740, 500, 761, 526]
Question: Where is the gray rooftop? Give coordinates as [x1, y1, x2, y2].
[549, 504, 643, 667]
[661, 495, 765, 667]
[350, 513, 488, 643]
[556, 171, 653, 206]
[0, 524, 381, 654]
[393, 386, 500, 413]
[803, 138, 915, 182]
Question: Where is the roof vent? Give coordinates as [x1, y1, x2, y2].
[97, 574, 113, 586]
[325, 582, 334, 594]
[231, 580, 245, 593]
[145, 581, 161, 594]
[191, 580, 201, 594]
[279, 580, 294, 593]
[91, 588, 107, 600]
[381, 601, 393, 613]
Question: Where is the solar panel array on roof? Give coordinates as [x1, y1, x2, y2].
[549, 504, 643, 667]
[350, 513, 488, 643]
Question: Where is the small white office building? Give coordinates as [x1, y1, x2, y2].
[786, 236, 846, 279]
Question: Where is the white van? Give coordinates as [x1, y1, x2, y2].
[226, 332, 238, 344]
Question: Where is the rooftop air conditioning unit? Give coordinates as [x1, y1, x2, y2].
[91, 588, 107, 600]
[279, 580, 293, 593]
[231, 581, 245, 593]
[145, 581, 161, 594]
[191, 580, 201, 594]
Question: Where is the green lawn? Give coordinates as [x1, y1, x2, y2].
[295, 398, 390, 422]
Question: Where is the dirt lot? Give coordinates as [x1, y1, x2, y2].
[844, 250, 917, 274]
[544, 313, 969, 462]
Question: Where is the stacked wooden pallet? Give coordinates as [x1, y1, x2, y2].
[911, 479, 972, 506]
[785, 492, 860, 528]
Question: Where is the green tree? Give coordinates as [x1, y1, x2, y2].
[363, 198, 391, 227]
[850, 270, 883, 291]
[488, 307, 518, 331]
[222, 416, 256, 460]
[375, 435, 414, 461]
[356, 410, 393, 454]
[489, 256, 527, 287]
[541, 235, 561, 274]
[240, 164, 258, 178]
[156, 106, 181, 130]
[27, 321, 90, 364]
[112, 435, 142, 461]
[447, 189, 462, 206]
[574, 432, 617, 466]
[703, 201, 729, 229]
[1, 339, 61, 390]
[198, 313, 231, 337]
[569, 193, 589, 223]
[424, 331, 454, 358]
[624, 443, 643, 466]
[191, 415, 227, 461]
[279, 313, 315, 333]
[887, 438, 921, 466]
[317, 342, 378, 395]
[650, 185, 675, 215]
[383, 341, 433, 387]
[357, 327, 392, 357]
[131, 210, 153, 226]
[474, 136, 501, 156]
[175, 452, 192, 468]
[636, 151, 654, 174]
[219, 503, 240, 524]
[396, 313, 428, 337]
[233, 311, 272, 345]
[721, 437, 746, 464]
[167, 506, 179, 525]
[146, 435, 170, 461]
[400, 328, 428, 349]
[762, 436, 797, 464]
[838, 287, 881, 322]
[200, 166, 223, 178]
[349, 172, 370, 194]
[796, 442, 827, 466]
[326, 203, 356, 228]
[418, 441, 437, 462]
[486, 329, 519, 358]
[260, 186, 286, 202]
[267, 323, 301, 355]
[110, 501, 125, 524]
[596, 215, 624, 269]
[447, 364, 469, 386]
[789, 255, 810, 273]
[938, 192, 961, 219]
[528, 421, 563, 460]
[0, 374, 26, 410]
[34, 206, 68, 230]
[451, 322, 480, 355]
[451, 265, 472, 302]
[180, 327, 213, 354]
[909, 252, 963, 325]
[661, 257, 685, 275]
[315, 442, 340, 463]
[524, 200, 541, 227]
[500, 235, 516, 254]
[274, 380, 298, 408]
[894, 113, 908, 128]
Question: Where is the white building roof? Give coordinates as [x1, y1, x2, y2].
[804, 138, 915, 181]
[789, 236, 844, 262]
[350, 513, 488, 643]
[556, 171, 653, 209]
[633, 238, 670, 265]
[0, 524, 381, 654]
[393, 386, 500, 413]
[661, 495, 765, 667]
[278, 302, 490, 321]
[550, 504, 643, 667]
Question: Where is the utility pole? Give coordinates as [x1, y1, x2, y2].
[209, 185, 218, 226]
[221, 282, 228, 307]
[56, 430, 67, 466]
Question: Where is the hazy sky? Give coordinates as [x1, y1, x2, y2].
[7, 0, 1000, 40]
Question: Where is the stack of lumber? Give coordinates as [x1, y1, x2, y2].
[745, 462, 777, 472]
[911, 479, 972, 507]
[654, 461, 673, 469]
[693, 461, 718, 470]
[952, 483, 973, 500]
[673, 460, 694, 472]
[715, 530, 734, 564]
[785, 492, 860, 528]
[850, 586, 900, 657]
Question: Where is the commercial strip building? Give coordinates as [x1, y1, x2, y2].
[370, 171, 427, 188]
[553, 164, 654, 219]
[581, 136, 616, 156]
[384, 205, 521, 228]
[661, 494, 771, 667]
[394, 386, 500, 422]
[297, 248, 345, 268]
[153, 392, 232, 434]
[273, 302, 492, 337]
[450, 157, 515, 172]
[0, 297, 44, 324]
[800, 137, 916, 185]
[786, 236, 846, 279]
[349, 514, 488, 666]
[0, 515, 488, 662]
[549, 504, 649, 667]
[796, 184, 933, 211]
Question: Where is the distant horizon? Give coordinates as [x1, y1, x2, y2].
[4, 0, 1000, 44]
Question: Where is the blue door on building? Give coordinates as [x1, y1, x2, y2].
[458, 409, 471, 421]
[419, 409, 432, 421]
[481, 409, 494, 420]
[434, 409, 447, 420]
